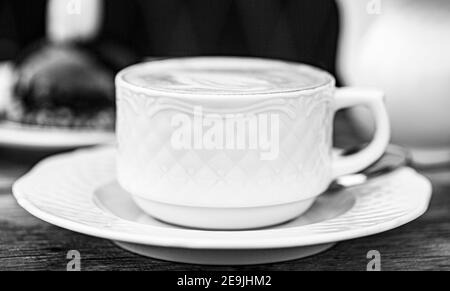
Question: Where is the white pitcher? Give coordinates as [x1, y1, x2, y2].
[337, 0, 450, 156]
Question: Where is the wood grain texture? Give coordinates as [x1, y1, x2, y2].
[0, 146, 449, 271]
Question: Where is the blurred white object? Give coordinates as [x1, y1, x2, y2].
[47, 0, 103, 43]
[338, 0, 450, 151]
[0, 63, 14, 114]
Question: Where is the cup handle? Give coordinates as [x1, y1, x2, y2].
[332, 87, 391, 179]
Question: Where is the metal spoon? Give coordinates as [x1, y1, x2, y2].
[329, 145, 411, 191]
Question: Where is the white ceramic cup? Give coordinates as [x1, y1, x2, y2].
[116, 57, 390, 230]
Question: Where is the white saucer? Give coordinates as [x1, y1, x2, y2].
[13, 147, 432, 265]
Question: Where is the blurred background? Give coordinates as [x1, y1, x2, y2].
[0, 0, 449, 166]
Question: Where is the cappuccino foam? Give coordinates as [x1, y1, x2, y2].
[120, 57, 332, 95]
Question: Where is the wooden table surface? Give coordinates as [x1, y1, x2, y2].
[0, 146, 449, 271]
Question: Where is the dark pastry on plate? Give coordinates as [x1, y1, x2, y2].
[5, 42, 136, 130]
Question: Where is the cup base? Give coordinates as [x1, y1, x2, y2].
[131, 196, 316, 230]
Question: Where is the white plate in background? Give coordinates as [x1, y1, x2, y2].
[0, 121, 115, 150]
[0, 62, 115, 150]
